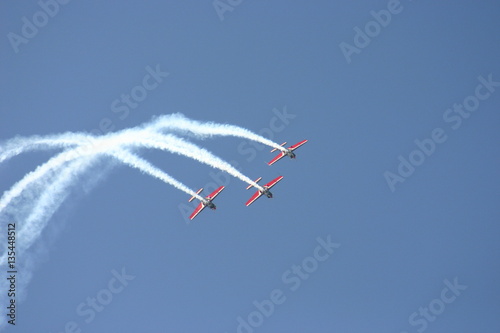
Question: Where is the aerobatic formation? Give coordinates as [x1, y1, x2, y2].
[189, 139, 307, 219]
[0, 114, 307, 319]
[0, 113, 307, 257]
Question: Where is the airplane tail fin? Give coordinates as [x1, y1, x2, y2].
[246, 177, 262, 190]
[188, 188, 204, 202]
[270, 142, 287, 153]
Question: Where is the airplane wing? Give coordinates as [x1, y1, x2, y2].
[289, 139, 308, 151]
[206, 186, 224, 200]
[189, 202, 206, 220]
[245, 191, 263, 206]
[268, 152, 286, 166]
[265, 175, 284, 188]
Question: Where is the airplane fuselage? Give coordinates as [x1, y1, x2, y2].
[286, 150, 296, 159]
[261, 187, 273, 198]
[204, 200, 217, 210]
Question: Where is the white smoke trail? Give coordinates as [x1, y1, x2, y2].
[134, 132, 264, 191]
[1, 114, 271, 262]
[0, 145, 199, 329]
[0, 147, 203, 267]
[0, 113, 289, 330]
[0, 126, 140, 166]
[0, 133, 91, 164]
[0, 149, 84, 214]
[0, 133, 125, 214]
[0, 130, 209, 215]
[0, 155, 119, 333]
[0, 113, 287, 166]
[1, 156, 98, 264]
[108, 148, 204, 200]
[0, 155, 98, 322]
[1, 129, 255, 280]
[0, 148, 204, 266]
[148, 113, 288, 152]
[1, 127, 262, 214]
[0, 147, 203, 322]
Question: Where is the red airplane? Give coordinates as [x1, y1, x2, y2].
[188, 186, 225, 220]
[245, 176, 284, 206]
[268, 140, 308, 166]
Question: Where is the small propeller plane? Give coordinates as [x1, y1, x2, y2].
[268, 139, 308, 166]
[245, 176, 284, 206]
[188, 186, 225, 220]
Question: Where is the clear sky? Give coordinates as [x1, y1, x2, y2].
[1, 1, 499, 332]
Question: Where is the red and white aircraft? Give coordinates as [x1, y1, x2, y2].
[268, 139, 308, 166]
[188, 186, 225, 220]
[245, 176, 284, 206]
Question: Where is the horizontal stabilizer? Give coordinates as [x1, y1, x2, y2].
[188, 188, 204, 202]
[270, 142, 287, 153]
[246, 177, 262, 190]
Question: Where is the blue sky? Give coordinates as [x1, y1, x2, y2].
[1, 1, 499, 332]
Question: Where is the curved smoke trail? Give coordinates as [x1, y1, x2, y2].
[0, 113, 291, 331]
[149, 113, 288, 152]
